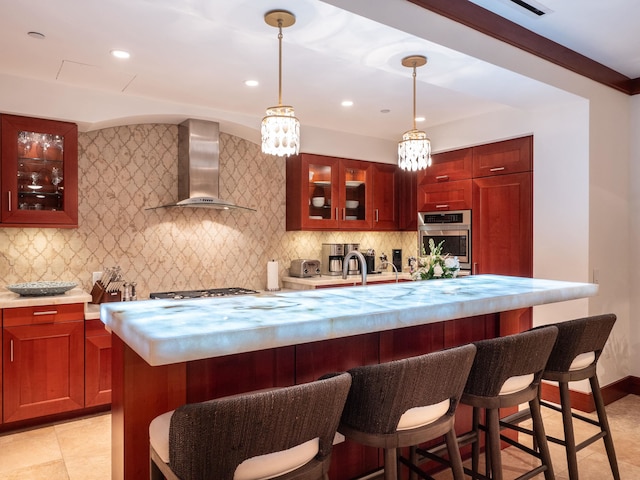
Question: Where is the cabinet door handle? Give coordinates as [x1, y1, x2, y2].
[435, 175, 449, 180]
[435, 204, 449, 209]
[342, 208, 346, 221]
[10, 339, 14, 362]
[7, 191, 11, 212]
[33, 310, 58, 316]
[473, 263, 478, 275]
[489, 167, 505, 172]
[375, 209, 379, 222]
[335, 207, 338, 220]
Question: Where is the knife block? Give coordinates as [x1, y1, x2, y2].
[90, 281, 122, 304]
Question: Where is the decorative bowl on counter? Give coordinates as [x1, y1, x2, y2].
[6, 281, 77, 296]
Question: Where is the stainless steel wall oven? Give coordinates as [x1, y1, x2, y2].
[418, 210, 471, 271]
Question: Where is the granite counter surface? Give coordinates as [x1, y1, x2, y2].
[0, 287, 91, 309]
[101, 275, 597, 367]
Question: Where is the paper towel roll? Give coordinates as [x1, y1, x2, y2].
[267, 260, 280, 291]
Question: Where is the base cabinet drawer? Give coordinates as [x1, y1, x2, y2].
[3, 320, 85, 422]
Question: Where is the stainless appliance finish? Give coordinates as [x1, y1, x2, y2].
[344, 243, 360, 274]
[148, 119, 255, 211]
[149, 287, 258, 300]
[418, 210, 471, 271]
[289, 259, 321, 278]
[321, 243, 344, 276]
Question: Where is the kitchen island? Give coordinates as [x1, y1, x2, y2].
[102, 275, 598, 480]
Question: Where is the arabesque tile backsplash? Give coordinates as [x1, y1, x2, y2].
[0, 124, 417, 298]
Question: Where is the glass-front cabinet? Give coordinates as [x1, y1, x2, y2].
[286, 153, 373, 230]
[1, 115, 78, 227]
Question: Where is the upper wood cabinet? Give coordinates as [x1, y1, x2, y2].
[417, 179, 473, 212]
[418, 147, 472, 184]
[472, 136, 532, 178]
[371, 163, 398, 231]
[287, 153, 395, 231]
[395, 169, 418, 231]
[1, 114, 78, 228]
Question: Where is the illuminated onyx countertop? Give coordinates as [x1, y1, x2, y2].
[101, 275, 598, 367]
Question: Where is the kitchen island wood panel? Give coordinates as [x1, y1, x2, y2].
[103, 275, 598, 480]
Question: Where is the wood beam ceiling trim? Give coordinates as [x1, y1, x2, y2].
[408, 0, 637, 95]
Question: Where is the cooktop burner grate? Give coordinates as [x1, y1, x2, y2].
[149, 287, 259, 300]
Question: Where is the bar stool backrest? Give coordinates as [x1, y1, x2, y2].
[167, 372, 352, 480]
[340, 344, 477, 435]
[543, 313, 616, 374]
[464, 326, 558, 399]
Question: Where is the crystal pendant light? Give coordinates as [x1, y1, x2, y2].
[261, 10, 300, 157]
[398, 55, 431, 171]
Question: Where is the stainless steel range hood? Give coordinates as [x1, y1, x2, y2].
[148, 119, 255, 211]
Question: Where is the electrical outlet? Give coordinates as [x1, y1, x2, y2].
[92, 271, 103, 284]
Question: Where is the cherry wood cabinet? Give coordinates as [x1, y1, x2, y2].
[287, 153, 405, 231]
[2, 303, 85, 422]
[472, 136, 532, 178]
[419, 147, 472, 184]
[417, 179, 473, 212]
[1, 114, 78, 227]
[371, 162, 398, 230]
[396, 168, 418, 231]
[472, 172, 533, 277]
[287, 154, 372, 230]
[85, 319, 112, 407]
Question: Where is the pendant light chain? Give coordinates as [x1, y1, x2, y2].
[412, 64, 417, 131]
[277, 20, 283, 106]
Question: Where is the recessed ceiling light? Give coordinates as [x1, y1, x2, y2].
[27, 31, 45, 40]
[245, 80, 259, 87]
[110, 49, 130, 59]
[341, 100, 354, 107]
[415, 116, 425, 122]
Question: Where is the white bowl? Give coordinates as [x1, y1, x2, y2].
[312, 197, 325, 207]
[345, 200, 359, 209]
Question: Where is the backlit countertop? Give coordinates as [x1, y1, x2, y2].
[101, 275, 598, 367]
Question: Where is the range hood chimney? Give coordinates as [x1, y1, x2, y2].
[148, 119, 255, 211]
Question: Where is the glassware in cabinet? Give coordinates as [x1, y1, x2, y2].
[1, 115, 78, 227]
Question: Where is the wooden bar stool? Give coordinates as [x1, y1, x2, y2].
[437, 327, 559, 480]
[149, 372, 351, 480]
[338, 344, 477, 480]
[503, 314, 620, 480]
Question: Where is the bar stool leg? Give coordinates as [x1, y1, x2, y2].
[590, 375, 621, 480]
[559, 381, 580, 480]
[384, 447, 398, 480]
[529, 396, 555, 480]
[445, 428, 466, 480]
[471, 407, 481, 479]
[486, 408, 503, 480]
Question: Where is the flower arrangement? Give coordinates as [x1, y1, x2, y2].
[413, 239, 460, 280]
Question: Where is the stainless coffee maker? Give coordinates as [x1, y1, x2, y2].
[321, 243, 345, 276]
[343, 243, 360, 274]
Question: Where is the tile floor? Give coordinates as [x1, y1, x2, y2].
[0, 395, 638, 479]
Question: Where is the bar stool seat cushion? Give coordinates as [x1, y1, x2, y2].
[499, 373, 534, 395]
[569, 351, 596, 371]
[396, 398, 450, 431]
[150, 410, 319, 480]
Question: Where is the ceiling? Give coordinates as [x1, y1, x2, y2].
[0, 0, 636, 145]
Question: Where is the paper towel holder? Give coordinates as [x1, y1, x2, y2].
[267, 259, 281, 291]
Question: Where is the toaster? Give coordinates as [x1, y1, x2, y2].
[289, 259, 321, 278]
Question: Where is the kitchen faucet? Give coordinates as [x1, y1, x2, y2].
[342, 250, 367, 285]
[379, 253, 399, 283]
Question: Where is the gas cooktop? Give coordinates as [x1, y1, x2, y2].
[149, 287, 259, 300]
